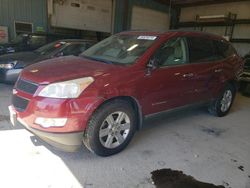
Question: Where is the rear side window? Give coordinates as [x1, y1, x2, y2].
[187, 37, 215, 63]
[214, 40, 236, 58]
[30, 36, 47, 48]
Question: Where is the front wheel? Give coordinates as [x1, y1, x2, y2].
[208, 84, 236, 117]
[83, 100, 136, 156]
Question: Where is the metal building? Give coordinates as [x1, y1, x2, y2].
[0, 0, 47, 41]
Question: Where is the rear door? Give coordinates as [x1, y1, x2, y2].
[186, 36, 225, 102]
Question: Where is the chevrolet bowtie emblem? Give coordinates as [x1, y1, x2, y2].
[30, 69, 39, 73]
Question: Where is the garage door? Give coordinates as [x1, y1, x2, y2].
[131, 6, 169, 32]
[51, 0, 112, 33]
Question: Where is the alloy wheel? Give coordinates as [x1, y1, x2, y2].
[220, 90, 233, 112]
[99, 111, 131, 149]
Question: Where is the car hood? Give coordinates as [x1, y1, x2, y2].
[0, 51, 45, 67]
[21, 56, 123, 84]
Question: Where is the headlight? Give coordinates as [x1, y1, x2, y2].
[38, 77, 94, 98]
[0, 60, 17, 69]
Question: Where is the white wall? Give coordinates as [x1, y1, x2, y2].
[180, 2, 250, 21]
[179, 1, 250, 56]
[50, 0, 112, 33]
[131, 6, 169, 32]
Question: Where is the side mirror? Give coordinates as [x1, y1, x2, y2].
[147, 59, 158, 70]
[146, 59, 158, 76]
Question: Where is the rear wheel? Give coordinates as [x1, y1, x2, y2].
[208, 84, 236, 117]
[83, 100, 136, 156]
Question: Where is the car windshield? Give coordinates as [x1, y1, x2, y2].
[81, 34, 158, 65]
[35, 41, 67, 55]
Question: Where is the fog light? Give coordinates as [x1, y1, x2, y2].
[35, 117, 67, 128]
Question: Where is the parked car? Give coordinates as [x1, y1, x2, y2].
[9, 31, 243, 156]
[0, 39, 95, 83]
[0, 33, 80, 56]
[239, 54, 250, 94]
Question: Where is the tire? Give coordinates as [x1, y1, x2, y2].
[208, 84, 236, 117]
[83, 100, 136, 156]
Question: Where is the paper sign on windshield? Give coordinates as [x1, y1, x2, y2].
[137, 36, 157, 40]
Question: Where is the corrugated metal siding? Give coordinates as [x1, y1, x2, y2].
[0, 0, 47, 40]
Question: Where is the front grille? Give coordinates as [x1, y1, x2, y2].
[16, 79, 38, 95]
[12, 95, 29, 112]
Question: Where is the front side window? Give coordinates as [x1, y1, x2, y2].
[152, 37, 188, 67]
[81, 34, 157, 65]
[187, 37, 215, 63]
[35, 41, 67, 55]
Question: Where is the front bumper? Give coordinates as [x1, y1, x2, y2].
[10, 76, 105, 151]
[0, 68, 22, 83]
[9, 90, 105, 151]
[9, 105, 84, 152]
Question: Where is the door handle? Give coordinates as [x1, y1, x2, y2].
[214, 69, 223, 73]
[183, 73, 194, 78]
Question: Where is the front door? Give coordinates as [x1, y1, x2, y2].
[140, 37, 196, 115]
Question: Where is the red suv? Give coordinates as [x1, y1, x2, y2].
[9, 31, 243, 156]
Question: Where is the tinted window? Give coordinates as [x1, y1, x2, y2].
[61, 43, 87, 56]
[11, 34, 28, 44]
[30, 36, 47, 48]
[152, 37, 187, 67]
[214, 40, 236, 58]
[35, 41, 67, 55]
[187, 37, 215, 63]
[85, 42, 94, 49]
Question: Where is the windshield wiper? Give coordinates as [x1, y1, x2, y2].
[82, 55, 113, 64]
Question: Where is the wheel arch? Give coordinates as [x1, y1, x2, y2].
[94, 96, 144, 131]
[216, 79, 238, 99]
